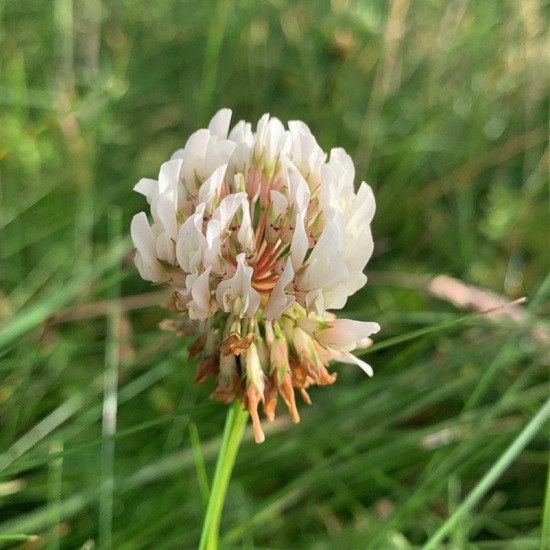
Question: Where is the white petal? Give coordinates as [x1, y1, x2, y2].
[158, 159, 183, 194]
[321, 283, 349, 311]
[287, 120, 326, 186]
[269, 190, 288, 217]
[290, 211, 309, 271]
[176, 204, 207, 273]
[130, 213, 166, 282]
[298, 217, 348, 293]
[350, 182, 376, 225]
[304, 288, 324, 315]
[255, 114, 286, 166]
[332, 350, 375, 377]
[155, 230, 176, 264]
[227, 141, 253, 179]
[198, 164, 227, 209]
[203, 219, 223, 274]
[215, 253, 260, 318]
[314, 319, 380, 352]
[134, 178, 158, 202]
[328, 147, 355, 191]
[153, 192, 178, 241]
[288, 120, 311, 136]
[237, 201, 255, 252]
[179, 129, 210, 187]
[283, 157, 310, 212]
[187, 267, 213, 321]
[131, 213, 157, 261]
[208, 108, 232, 139]
[263, 259, 295, 320]
[204, 138, 237, 177]
[228, 120, 254, 147]
[213, 192, 247, 230]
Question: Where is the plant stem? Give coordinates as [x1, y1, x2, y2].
[199, 400, 249, 550]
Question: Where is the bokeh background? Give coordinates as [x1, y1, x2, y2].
[1, 0, 548, 548]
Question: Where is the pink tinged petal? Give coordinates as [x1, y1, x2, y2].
[133, 178, 158, 203]
[208, 108, 232, 139]
[291, 324, 318, 363]
[216, 253, 260, 318]
[187, 267, 213, 320]
[130, 213, 167, 282]
[246, 343, 265, 390]
[245, 166, 265, 203]
[313, 319, 381, 352]
[356, 337, 374, 349]
[246, 382, 266, 444]
[263, 259, 296, 320]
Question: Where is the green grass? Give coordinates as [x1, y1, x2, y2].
[1, 0, 548, 548]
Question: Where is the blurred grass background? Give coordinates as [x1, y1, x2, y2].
[0, 0, 549, 548]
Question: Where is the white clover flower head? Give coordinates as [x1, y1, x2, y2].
[131, 109, 380, 442]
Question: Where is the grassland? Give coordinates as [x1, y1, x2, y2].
[0, 0, 548, 548]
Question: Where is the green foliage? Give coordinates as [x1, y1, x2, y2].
[0, 0, 548, 548]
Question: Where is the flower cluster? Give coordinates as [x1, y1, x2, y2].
[131, 109, 380, 442]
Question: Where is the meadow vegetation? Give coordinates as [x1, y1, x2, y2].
[0, 0, 548, 548]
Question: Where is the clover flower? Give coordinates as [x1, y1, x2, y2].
[131, 109, 380, 442]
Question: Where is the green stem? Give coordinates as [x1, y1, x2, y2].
[199, 400, 249, 550]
